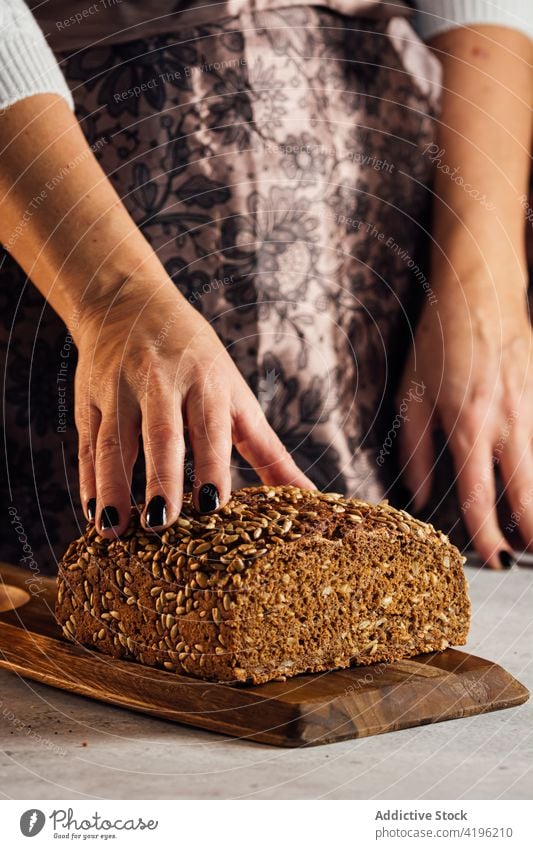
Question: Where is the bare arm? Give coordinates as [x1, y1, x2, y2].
[428, 25, 532, 310]
[399, 25, 533, 568]
[0, 94, 170, 322]
[1, 95, 313, 534]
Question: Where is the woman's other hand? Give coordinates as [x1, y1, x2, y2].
[398, 274, 533, 569]
[397, 25, 533, 568]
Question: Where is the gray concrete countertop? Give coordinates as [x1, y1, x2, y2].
[0, 567, 531, 800]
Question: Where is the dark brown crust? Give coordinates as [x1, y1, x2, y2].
[56, 486, 470, 684]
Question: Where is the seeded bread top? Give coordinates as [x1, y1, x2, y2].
[60, 485, 458, 577]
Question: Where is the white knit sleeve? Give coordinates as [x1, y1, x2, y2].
[415, 1, 533, 43]
[0, 0, 73, 111]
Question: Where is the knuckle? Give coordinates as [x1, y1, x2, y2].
[264, 426, 287, 455]
[97, 468, 130, 497]
[139, 372, 167, 403]
[196, 452, 231, 473]
[120, 349, 166, 399]
[231, 401, 262, 438]
[127, 347, 158, 377]
[468, 382, 493, 407]
[78, 442, 96, 466]
[97, 470, 127, 495]
[145, 472, 180, 491]
[188, 416, 226, 446]
[184, 359, 211, 385]
[452, 428, 479, 458]
[457, 409, 482, 435]
[96, 433, 126, 463]
[145, 421, 183, 450]
[273, 440, 291, 462]
[97, 488, 126, 507]
[201, 373, 224, 395]
[95, 372, 120, 403]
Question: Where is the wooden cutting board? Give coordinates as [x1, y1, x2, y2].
[0, 561, 528, 747]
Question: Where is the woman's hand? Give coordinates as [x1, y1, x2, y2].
[74, 278, 314, 536]
[398, 278, 533, 569]
[0, 95, 313, 536]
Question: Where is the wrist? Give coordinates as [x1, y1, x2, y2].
[71, 267, 183, 345]
[425, 272, 529, 344]
[430, 245, 528, 307]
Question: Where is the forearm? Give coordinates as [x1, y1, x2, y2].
[0, 94, 175, 335]
[427, 25, 533, 308]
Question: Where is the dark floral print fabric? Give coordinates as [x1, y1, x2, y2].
[1, 8, 442, 573]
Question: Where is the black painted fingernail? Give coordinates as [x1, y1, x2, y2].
[100, 505, 119, 530]
[87, 498, 96, 522]
[146, 495, 167, 528]
[499, 550, 515, 570]
[199, 483, 219, 513]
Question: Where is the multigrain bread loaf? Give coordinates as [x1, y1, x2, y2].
[56, 486, 470, 684]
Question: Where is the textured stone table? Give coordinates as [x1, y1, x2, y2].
[0, 566, 531, 800]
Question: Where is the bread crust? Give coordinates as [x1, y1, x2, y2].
[56, 486, 470, 684]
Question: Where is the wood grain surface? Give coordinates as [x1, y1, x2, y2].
[0, 561, 528, 747]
